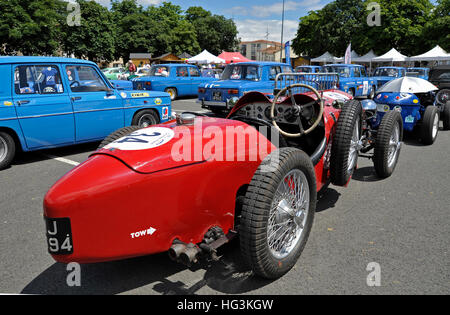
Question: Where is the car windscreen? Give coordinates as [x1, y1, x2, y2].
[409, 69, 426, 76]
[323, 66, 350, 78]
[296, 67, 312, 73]
[222, 65, 260, 81]
[373, 68, 400, 77]
[149, 66, 170, 77]
[429, 70, 450, 81]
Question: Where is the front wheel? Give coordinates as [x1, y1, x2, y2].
[132, 110, 160, 128]
[0, 131, 16, 170]
[373, 110, 403, 178]
[239, 148, 317, 279]
[420, 106, 440, 145]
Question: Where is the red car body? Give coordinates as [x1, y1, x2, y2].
[44, 89, 351, 264]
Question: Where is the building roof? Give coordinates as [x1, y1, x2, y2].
[130, 53, 152, 59]
[0, 56, 96, 65]
[240, 40, 282, 46]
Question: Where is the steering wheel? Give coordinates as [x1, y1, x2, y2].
[70, 81, 81, 88]
[271, 83, 324, 138]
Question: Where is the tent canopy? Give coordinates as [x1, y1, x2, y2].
[311, 51, 336, 63]
[377, 77, 438, 94]
[409, 45, 450, 61]
[218, 52, 251, 64]
[187, 50, 225, 64]
[354, 50, 378, 63]
[372, 48, 407, 62]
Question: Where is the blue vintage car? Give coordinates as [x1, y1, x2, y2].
[372, 66, 406, 89]
[0, 56, 172, 169]
[407, 67, 429, 80]
[197, 62, 294, 112]
[322, 64, 377, 98]
[373, 79, 441, 145]
[132, 64, 217, 101]
[295, 65, 322, 73]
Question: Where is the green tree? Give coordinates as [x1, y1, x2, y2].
[62, 0, 116, 62]
[292, 0, 436, 57]
[422, 0, 450, 51]
[0, 0, 66, 55]
[185, 6, 239, 55]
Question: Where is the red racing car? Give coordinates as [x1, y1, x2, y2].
[43, 74, 399, 279]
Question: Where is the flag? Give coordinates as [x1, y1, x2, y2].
[344, 43, 352, 64]
[285, 41, 291, 65]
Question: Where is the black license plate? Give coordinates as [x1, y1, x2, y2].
[213, 91, 222, 101]
[45, 217, 73, 255]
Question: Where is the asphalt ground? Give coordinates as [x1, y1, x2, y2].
[0, 96, 449, 295]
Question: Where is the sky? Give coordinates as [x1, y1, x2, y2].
[94, 0, 333, 43]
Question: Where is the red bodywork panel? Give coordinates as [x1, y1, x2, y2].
[44, 89, 349, 264]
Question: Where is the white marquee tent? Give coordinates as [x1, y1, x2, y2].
[311, 51, 336, 63]
[409, 45, 450, 61]
[354, 50, 378, 63]
[187, 50, 225, 64]
[372, 48, 408, 63]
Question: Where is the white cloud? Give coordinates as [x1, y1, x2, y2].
[236, 19, 299, 43]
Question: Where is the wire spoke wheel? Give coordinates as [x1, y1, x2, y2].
[267, 169, 310, 259]
[387, 122, 400, 168]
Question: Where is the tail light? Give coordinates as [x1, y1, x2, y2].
[145, 81, 151, 88]
[198, 88, 206, 94]
[228, 89, 239, 95]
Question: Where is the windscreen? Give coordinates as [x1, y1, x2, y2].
[222, 64, 260, 81]
[373, 68, 400, 77]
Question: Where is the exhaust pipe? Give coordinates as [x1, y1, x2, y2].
[179, 243, 201, 267]
[168, 242, 186, 261]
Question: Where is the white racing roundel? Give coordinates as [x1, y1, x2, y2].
[104, 127, 175, 151]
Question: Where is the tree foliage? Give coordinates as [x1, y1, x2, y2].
[292, 0, 444, 57]
[0, 0, 239, 63]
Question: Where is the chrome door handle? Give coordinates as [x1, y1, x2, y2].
[71, 97, 82, 101]
[17, 100, 30, 106]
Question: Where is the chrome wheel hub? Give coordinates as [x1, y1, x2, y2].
[387, 123, 401, 168]
[268, 169, 310, 259]
[348, 118, 361, 172]
[0, 136, 7, 162]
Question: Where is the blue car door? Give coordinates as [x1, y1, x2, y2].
[12, 64, 75, 149]
[175, 66, 191, 96]
[64, 64, 124, 142]
[189, 67, 203, 95]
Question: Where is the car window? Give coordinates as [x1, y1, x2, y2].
[189, 67, 200, 77]
[353, 68, 361, 77]
[282, 66, 293, 73]
[360, 67, 367, 77]
[324, 66, 350, 78]
[177, 67, 189, 77]
[14, 65, 64, 95]
[66, 65, 109, 93]
[149, 66, 170, 77]
[222, 65, 260, 81]
[269, 66, 282, 80]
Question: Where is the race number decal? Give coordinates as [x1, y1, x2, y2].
[323, 91, 350, 101]
[104, 127, 175, 151]
[363, 81, 369, 95]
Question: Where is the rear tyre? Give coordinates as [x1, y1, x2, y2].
[132, 110, 159, 128]
[0, 131, 15, 170]
[330, 99, 362, 186]
[98, 126, 141, 149]
[165, 88, 177, 101]
[239, 148, 317, 279]
[420, 106, 440, 145]
[373, 110, 403, 178]
[442, 101, 450, 131]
